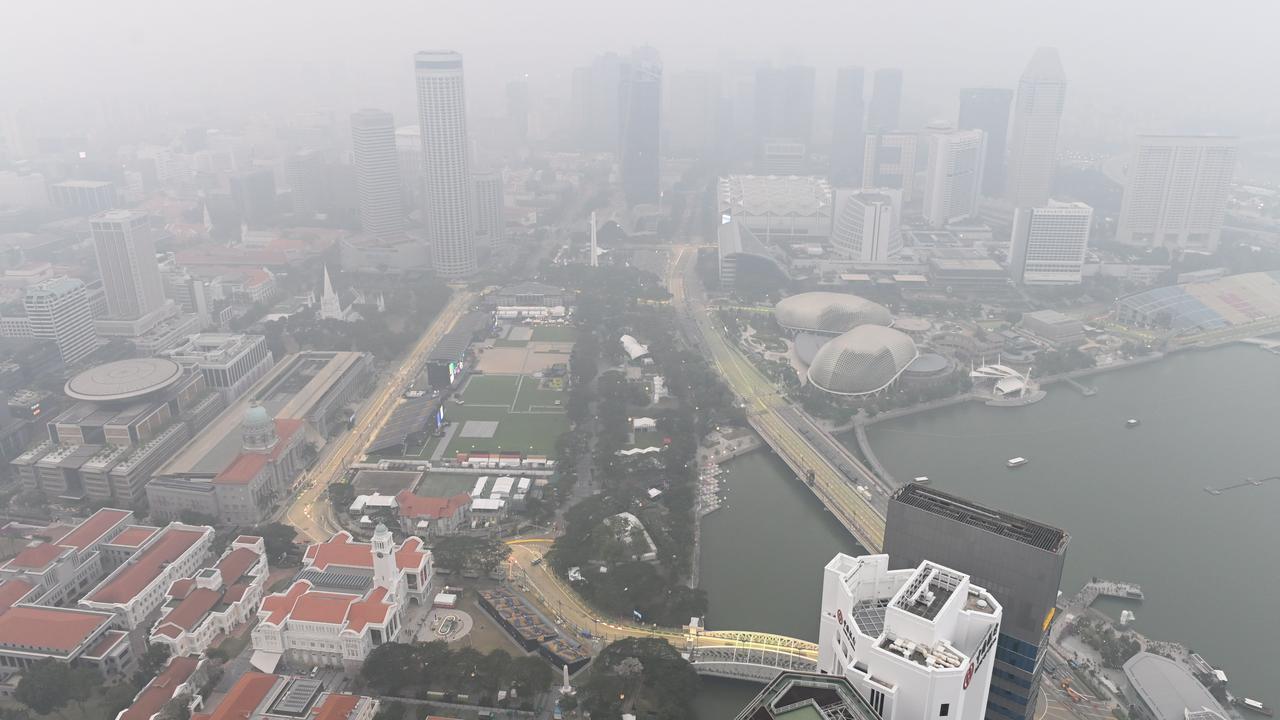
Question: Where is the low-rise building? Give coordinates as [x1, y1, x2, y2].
[250, 526, 432, 672]
[0, 507, 136, 605]
[115, 655, 207, 720]
[149, 536, 268, 657]
[162, 334, 275, 405]
[191, 672, 378, 720]
[394, 490, 471, 537]
[79, 523, 215, 629]
[1018, 309, 1084, 347]
[818, 554, 1003, 720]
[0, 605, 131, 677]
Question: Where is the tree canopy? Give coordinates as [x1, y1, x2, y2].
[581, 638, 699, 720]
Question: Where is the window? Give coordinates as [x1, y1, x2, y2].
[940, 703, 950, 717]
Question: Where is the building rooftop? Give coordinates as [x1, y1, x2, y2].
[83, 526, 207, 605]
[119, 655, 202, 720]
[302, 531, 428, 573]
[891, 485, 1068, 553]
[735, 671, 881, 720]
[57, 507, 133, 550]
[107, 525, 159, 548]
[1124, 652, 1228, 720]
[0, 605, 115, 655]
[64, 358, 185, 402]
[213, 419, 304, 484]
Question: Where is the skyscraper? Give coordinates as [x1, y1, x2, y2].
[472, 171, 505, 252]
[415, 51, 476, 277]
[1115, 135, 1238, 253]
[867, 68, 903, 133]
[571, 53, 622, 152]
[863, 133, 918, 200]
[754, 65, 816, 144]
[22, 277, 98, 365]
[90, 210, 165, 320]
[619, 48, 662, 206]
[958, 88, 1013, 197]
[884, 485, 1069, 720]
[666, 70, 720, 159]
[830, 188, 902, 262]
[1010, 201, 1093, 285]
[1005, 48, 1066, 208]
[923, 129, 987, 227]
[830, 67, 866, 187]
[350, 108, 404, 239]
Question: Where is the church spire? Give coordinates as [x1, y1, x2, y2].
[319, 265, 343, 320]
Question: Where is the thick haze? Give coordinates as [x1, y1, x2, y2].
[3, 0, 1277, 145]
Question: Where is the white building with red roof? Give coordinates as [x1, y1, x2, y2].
[0, 507, 136, 606]
[79, 522, 214, 629]
[148, 535, 267, 657]
[393, 490, 470, 536]
[250, 525, 432, 672]
[0, 604, 133, 677]
[191, 671, 376, 720]
[115, 655, 207, 720]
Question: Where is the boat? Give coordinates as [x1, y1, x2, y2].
[1126, 418, 1140, 427]
[1119, 610, 1135, 626]
[913, 476, 930, 484]
[1234, 698, 1275, 717]
[1007, 457, 1029, 468]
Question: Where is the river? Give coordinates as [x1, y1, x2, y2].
[694, 344, 1280, 717]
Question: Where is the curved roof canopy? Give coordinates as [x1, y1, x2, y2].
[807, 325, 917, 396]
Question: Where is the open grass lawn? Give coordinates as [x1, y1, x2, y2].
[512, 375, 567, 412]
[460, 374, 521, 405]
[415, 472, 475, 496]
[493, 339, 529, 348]
[442, 403, 567, 457]
[530, 326, 578, 342]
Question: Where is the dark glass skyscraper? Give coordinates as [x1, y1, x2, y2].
[619, 48, 662, 206]
[884, 485, 1069, 720]
[958, 88, 1014, 197]
[867, 68, 903, 133]
[830, 67, 866, 186]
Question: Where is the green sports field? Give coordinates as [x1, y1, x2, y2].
[406, 374, 568, 459]
[530, 326, 578, 342]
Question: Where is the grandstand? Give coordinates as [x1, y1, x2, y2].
[1115, 271, 1280, 332]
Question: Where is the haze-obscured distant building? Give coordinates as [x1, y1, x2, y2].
[351, 109, 404, 239]
[958, 88, 1013, 197]
[1115, 135, 1237, 253]
[1009, 201, 1092, 285]
[415, 51, 476, 277]
[620, 48, 663, 206]
[14, 277, 98, 365]
[924, 129, 986, 227]
[831, 189, 902, 262]
[863, 133, 918, 200]
[830, 67, 866, 186]
[472, 171, 505, 252]
[755, 65, 816, 147]
[867, 68, 903, 134]
[1005, 48, 1066, 208]
[49, 180, 116, 215]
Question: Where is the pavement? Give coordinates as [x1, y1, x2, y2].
[667, 246, 887, 551]
[284, 289, 477, 542]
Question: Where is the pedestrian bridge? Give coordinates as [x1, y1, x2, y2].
[683, 629, 819, 683]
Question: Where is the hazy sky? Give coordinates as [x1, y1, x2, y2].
[2, 0, 1276, 140]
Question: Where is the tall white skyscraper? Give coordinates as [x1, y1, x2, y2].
[1005, 48, 1066, 208]
[1009, 201, 1093, 285]
[831, 188, 902, 262]
[90, 210, 165, 320]
[472, 171, 505, 253]
[415, 51, 476, 278]
[863, 133, 918, 201]
[22, 277, 99, 365]
[923, 129, 987, 227]
[1116, 135, 1238, 253]
[351, 108, 404, 239]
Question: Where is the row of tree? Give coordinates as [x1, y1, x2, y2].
[360, 641, 554, 709]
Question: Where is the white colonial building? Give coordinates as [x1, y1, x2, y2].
[148, 535, 268, 657]
[250, 526, 433, 672]
[819, 554, 1002, 720]
[78, 523, 215, 630]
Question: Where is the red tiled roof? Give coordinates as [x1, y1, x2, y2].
[82, 629, 127, 658]
[156, 587, 221, 633]
[214, 419, 303, 485]
[119, 655, 201, 720]
[176, 247, 289, 267]
[0, 579, 34, 613]
[217, 547, 260, 584]
[84, 527, 207, 605]
[260, 580, 312, 625]
[167, 578, 196, 600]
[395, 491, 470, 520]
[236, 535, 263, 544]
[312, 694, 362, 720]
[56, 508, 131, 550]
[4, 541, 64, 570]
[345, 586, 392, 632]
[290, 591, 359, 625]
[199, 672, 278, 720]
[307, 532, 427, 572]
[109, 525, 158, 547]
[0, 606, 113, 654]
[224, 582, 252, 604]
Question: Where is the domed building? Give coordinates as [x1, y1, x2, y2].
[807, 325, 918, 396]
[774, 292, 892, 335]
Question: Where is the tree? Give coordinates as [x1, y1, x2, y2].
[15, 660, 71, 715]
[329, 483, 356, 512]
[158, 692, 193, 720]
[248, 522, 300, 563]
[66, 665, 100, 716]
[430, 536, 511, 574]
[581, 638, 699, 720]
[138, 643, 172, 681]
[373, 701, 405, 720]
[360, 643, 421, 695]
[179, 510, 219, 526]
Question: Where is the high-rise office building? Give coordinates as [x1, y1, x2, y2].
[666, 70, 720, 158]
[90, 210, 165, 320]
[1005, 48, 1066, 208]
[415, 51, 476, 277]
[394, 126, 423, 211]
[619, 48, 662, 206]
[754, 65, 816, 144]
[571, 53, 622, 152]
[350, 108, 404, 239]
[830, 188, 902, 262]
[472, 171, 505, 252]
[884, 485, 1069, 720]
[284, 149, 326, 217]
[505, 79, 530, 143]
[924, 129, 987, 227]
[1115, 135, 1238, 253]
[830, 67, 866, 187]
[229, 168, 277, 226]
[1010, 201, 1093, 285]
[22, 277, 99, 365]
[819, 554, 1003, 720]
[867, 68, 903, 133]
[863, 133, 918, 200]
[958, 88, 1013, 197]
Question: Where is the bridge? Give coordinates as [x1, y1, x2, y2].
[684, 629, 819, 681]
[669, 246, 887, 551]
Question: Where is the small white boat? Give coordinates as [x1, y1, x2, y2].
[913, 476, 930, 484]
[1007, 457, 1029, 468]
[1126, 418, 1140, 428]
